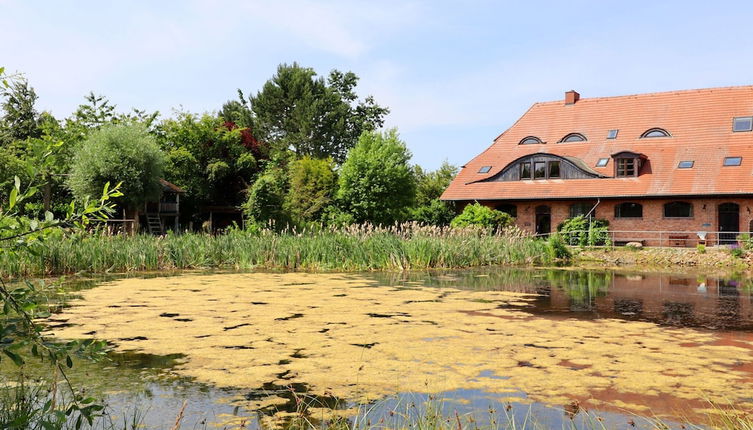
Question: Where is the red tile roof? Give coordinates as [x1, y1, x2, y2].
[159, 178, 185, 194]
[441, 85, 753, 201]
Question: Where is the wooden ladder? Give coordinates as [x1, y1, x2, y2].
[146, 213, 163, 235]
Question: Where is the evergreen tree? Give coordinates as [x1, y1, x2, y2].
[247, 63, 389, 163]
[0, 78, 41, 143]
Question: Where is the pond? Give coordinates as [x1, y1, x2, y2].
[26, 268, 753, 428]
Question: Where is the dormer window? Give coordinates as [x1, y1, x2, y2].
[520, 162, 532, 179]
[616, 158, 637, 177]
[478, 166, 492, 173]
[559, 133, 587, 143]
[640, 128, 671, 138]
[612, 151, 646, 177]
[519, 136, 543, 145]
[733, 117, 753, 132]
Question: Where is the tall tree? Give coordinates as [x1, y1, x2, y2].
[0, 78, 41, 144]
[248, 63, 389, 163]
[68, 124, 165, 213]
[157, 112, 266, 223]
[336, 129, 415, 225]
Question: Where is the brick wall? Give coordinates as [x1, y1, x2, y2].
[473, 198, 753, 246]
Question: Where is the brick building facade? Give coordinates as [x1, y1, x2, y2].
[442, 86, 753, 246]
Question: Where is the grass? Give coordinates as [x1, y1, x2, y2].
[0, 223, 558, 278]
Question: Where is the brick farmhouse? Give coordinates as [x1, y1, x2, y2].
[440, 86, 753, 246]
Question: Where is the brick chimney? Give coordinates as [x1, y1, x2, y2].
[565, 90, 580, 105]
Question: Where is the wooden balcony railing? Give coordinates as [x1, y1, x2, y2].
[159, 202, 179, 213]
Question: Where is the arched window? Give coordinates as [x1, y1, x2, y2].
[664, 201, 693, 218]
[640, 128, 671, 138]
[559, 133, 587, 143]
[519, 136, 543, 145]
[496, 203, 517, 218]
[615, 202, 643, 218]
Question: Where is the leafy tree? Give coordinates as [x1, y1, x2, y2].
[409, 199, 456, 226]
[64, 92, 160, 141]
[450, 202, 514, 230]
[336, 129, 415, 225]
[0, 67, 120, 427]
[243, 166, 289, 227]
[157, 112, 265, 223]
[284, 156, 337, 223]
[220, 89, 255, 128]
[0, 77, 41, 144]
[68, 124, 165, 211]
[414, 161, 458, 207]
[248, 63, 389, 163]
[0, 146, 27, 205]
[409, 161, 458, 225]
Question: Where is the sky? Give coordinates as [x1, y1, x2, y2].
[3, 1, 753, 169]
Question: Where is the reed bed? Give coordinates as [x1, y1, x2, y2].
[0, 223, 554, 278]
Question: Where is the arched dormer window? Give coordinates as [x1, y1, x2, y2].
[612, 151, 647, 177]
[559, 133, 587, 143]
[519, 136, 543, 145]
[640, 128, 671, 138]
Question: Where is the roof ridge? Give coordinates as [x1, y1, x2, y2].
[536, 84, 753, 106]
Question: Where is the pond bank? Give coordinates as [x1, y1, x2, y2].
[573, 246, 750, 274]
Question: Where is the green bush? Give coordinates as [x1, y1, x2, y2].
[450, 203, 514, 230]
[68, 123, 165, 209]
[546, 233, 571, 262]
[737, 233, 753, 251]
[558, 216, 610, 247]
[336, 129, 416, 225]
[409, 199, 456, 226]
[243, 167, 289, 228]
[730, 247, 744, 258]
[284, 156, 338, 223]
[696, 244, 706, 254]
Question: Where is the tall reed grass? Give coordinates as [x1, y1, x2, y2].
[0, 223, 556, 278]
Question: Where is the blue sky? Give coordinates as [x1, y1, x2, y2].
[3, 1, 753, 169]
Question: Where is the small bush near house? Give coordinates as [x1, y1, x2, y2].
[450, 202, 514, 231]
[737, 233, 753, 251]
[546, 233, 572, 262]
[730, 246, 744, 258]
[697, 244, 706, 254]
[558, 216, 610, 247]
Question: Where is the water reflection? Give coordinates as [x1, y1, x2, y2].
[375, 268, 753, 330]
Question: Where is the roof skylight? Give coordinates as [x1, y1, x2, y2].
[607, 130, 619, 139]
[724, 156, 742, 166]
[677, 161, 694, 169]
[733, 117, 753, 132]
[478, 166, 492, 173]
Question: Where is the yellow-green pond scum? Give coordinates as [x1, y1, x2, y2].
[47, 272, 753, 422]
